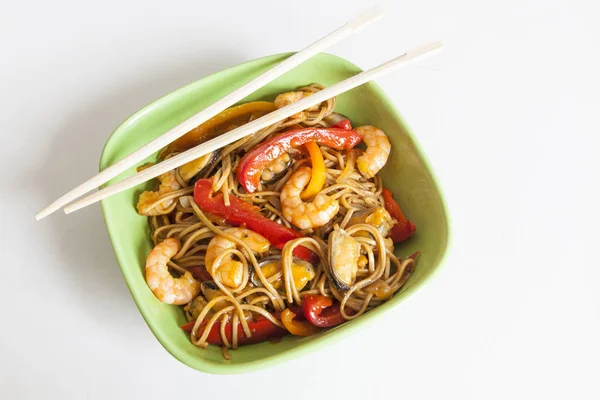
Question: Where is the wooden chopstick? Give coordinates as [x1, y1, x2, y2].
[63, 41, 442, 215]
[35, 7, 384, 220]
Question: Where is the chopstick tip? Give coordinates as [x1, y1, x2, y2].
[348, 7, 385, 30]
[406, 41, 443, 59]
[34, 210, 48, 221]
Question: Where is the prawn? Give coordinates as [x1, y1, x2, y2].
[274, 91, 319, 119]
[205, 228, 270, 288]
[355, 126, 391, 179]
[145, 238, 201, 305]
[280, 166, 339, 229]
[136, 169, 182, 216]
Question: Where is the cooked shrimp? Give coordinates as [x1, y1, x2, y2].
[280, 166, 340, 229]
[274, 91, 319, 119]
[136, 169, 182, 216]
[145, 238, 201, 305]
[205, 228, 270, 288]
[355, 126, 391, 178]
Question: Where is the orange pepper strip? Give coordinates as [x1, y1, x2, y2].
[300, 142, 326, 200]
[281, 309, 321, 336]
[168, 101, 276, 152]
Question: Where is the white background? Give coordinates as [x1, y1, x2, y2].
[1, 0, 598, 398]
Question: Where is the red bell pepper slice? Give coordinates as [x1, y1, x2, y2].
[193, 179, 319, 264]
[181, 314, 286, 345]
[302, 294, 352, 328]
[331, 119, 352, 130]
[381, 188, 416, 243]
[237, 127, 362, 193]
[189, 266, 212, 282]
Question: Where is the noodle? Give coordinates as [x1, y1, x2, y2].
[139, 84, 418, 354]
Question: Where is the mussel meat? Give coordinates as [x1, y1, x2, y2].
[200, 280, 227, 311]
[178, 150, 220, 183]
[328, 227, 360, 290]
[260, 152, 293, 185]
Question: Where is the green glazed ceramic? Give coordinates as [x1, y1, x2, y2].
[100, 52, 450, 374]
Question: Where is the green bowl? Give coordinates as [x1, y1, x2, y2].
[100, 52, 450, 374]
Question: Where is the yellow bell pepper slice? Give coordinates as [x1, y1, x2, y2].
[300, 142, 326, 200]
[281, 309, 321, 336]
[168, 101, 276, 153]
[259, 260, 315, 291]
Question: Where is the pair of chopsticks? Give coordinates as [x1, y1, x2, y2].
[35, 8, 441, 220]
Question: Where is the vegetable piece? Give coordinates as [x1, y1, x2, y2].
[181, 314, 286, 345]
[194, 179, 319, 264]
[168, 101, 276, 153]
[336, 148, 358, 184]
[189, 266, 212, 282]
[251, 256, 315, 291]
[323, 112, 351, 129]
[281, 309, 321, 336]
[302, 294, 349, 328]
[381, 188, 416, 243]
[331, 119, 352, 130]
[300, 142, 326, 200]
[365, 280, 395, 300]
[237, 127, 362, 193]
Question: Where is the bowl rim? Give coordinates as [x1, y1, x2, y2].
[99, 51, 452, 374]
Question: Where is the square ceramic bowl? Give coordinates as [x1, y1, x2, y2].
[100, 52, 450, 374]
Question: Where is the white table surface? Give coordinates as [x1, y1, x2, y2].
[2, 1, 599, 398]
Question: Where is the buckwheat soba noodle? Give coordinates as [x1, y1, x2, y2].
[138, 84, 418, 359]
